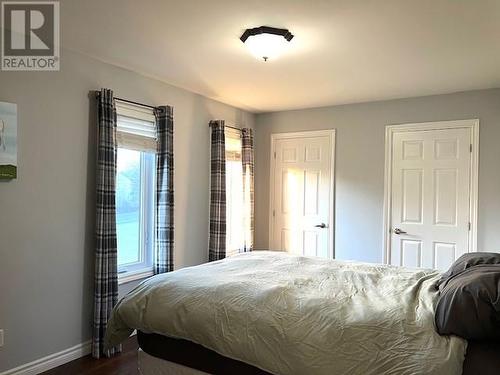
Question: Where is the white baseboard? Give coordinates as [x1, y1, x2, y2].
[0, 340, 92, 375]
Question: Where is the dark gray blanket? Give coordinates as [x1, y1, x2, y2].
[435, 253, 500, 340]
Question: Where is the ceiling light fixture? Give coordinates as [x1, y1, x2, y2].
[240, 26, 294, 62]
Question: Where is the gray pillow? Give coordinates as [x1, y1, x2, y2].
[435, 265, 500, 340]
[436, 252, 500, 291]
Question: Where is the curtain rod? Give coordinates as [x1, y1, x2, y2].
[115, 97, 157, 110]
[95, 91, 157, 110]
[209, 123, 242, 132]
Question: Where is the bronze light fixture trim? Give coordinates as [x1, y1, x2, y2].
[240, 26, 294, 61]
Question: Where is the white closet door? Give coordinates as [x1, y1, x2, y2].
[272, 134, 333, 258]
[390, 127, 471, 270]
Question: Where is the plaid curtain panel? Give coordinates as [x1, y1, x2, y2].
[209, 120, 226, 261]
[155, 106, 174, 274]
[92, 88, 121, 359]
[241, 128, 254, 252]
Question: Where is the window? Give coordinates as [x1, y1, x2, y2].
[115, 101, 156, 283]
[223, 128, 252, 256]
[225, 128, 244, 257]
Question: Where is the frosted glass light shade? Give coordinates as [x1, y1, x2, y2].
[244, 33, 289, 61]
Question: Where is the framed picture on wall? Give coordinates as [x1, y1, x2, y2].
[0, 101, 17, 179]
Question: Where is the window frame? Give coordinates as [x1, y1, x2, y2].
[115, 101, 157, 284]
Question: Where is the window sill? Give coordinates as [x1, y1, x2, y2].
[118, 268, 154, 285]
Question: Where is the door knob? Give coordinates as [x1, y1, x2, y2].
[314, 223, 328, 229]
[393, 228, 407, 235]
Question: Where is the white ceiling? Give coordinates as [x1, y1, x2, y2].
[62, 0, 500, 113]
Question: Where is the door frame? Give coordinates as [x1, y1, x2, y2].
[269, 129, 336, 259]
[382, 119, 479, 264]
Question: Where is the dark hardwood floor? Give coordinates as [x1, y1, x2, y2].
[41, 337, 139, 375]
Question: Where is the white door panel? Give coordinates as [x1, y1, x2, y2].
[390, 128, 471, 270]
[272, 134, 333, 258]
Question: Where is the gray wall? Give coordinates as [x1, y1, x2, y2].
[255, 89, 500, 263]
[0, 49, 254, 372]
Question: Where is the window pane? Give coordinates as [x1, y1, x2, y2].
[225, 132, 244, 256]
[116, 148, 141, 265]
[142, 151, 156, 267]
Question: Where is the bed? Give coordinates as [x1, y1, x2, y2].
[105, 251, 496, 374]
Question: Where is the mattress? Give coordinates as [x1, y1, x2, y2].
[138, 331, 500, 375]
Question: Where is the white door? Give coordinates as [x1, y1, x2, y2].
[389, 127, 472, 270]
[271, 132, 334, 258]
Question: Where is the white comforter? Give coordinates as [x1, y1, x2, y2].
[105, 251, 466, 375]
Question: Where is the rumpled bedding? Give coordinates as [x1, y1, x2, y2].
[105, 251, 466, 375]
